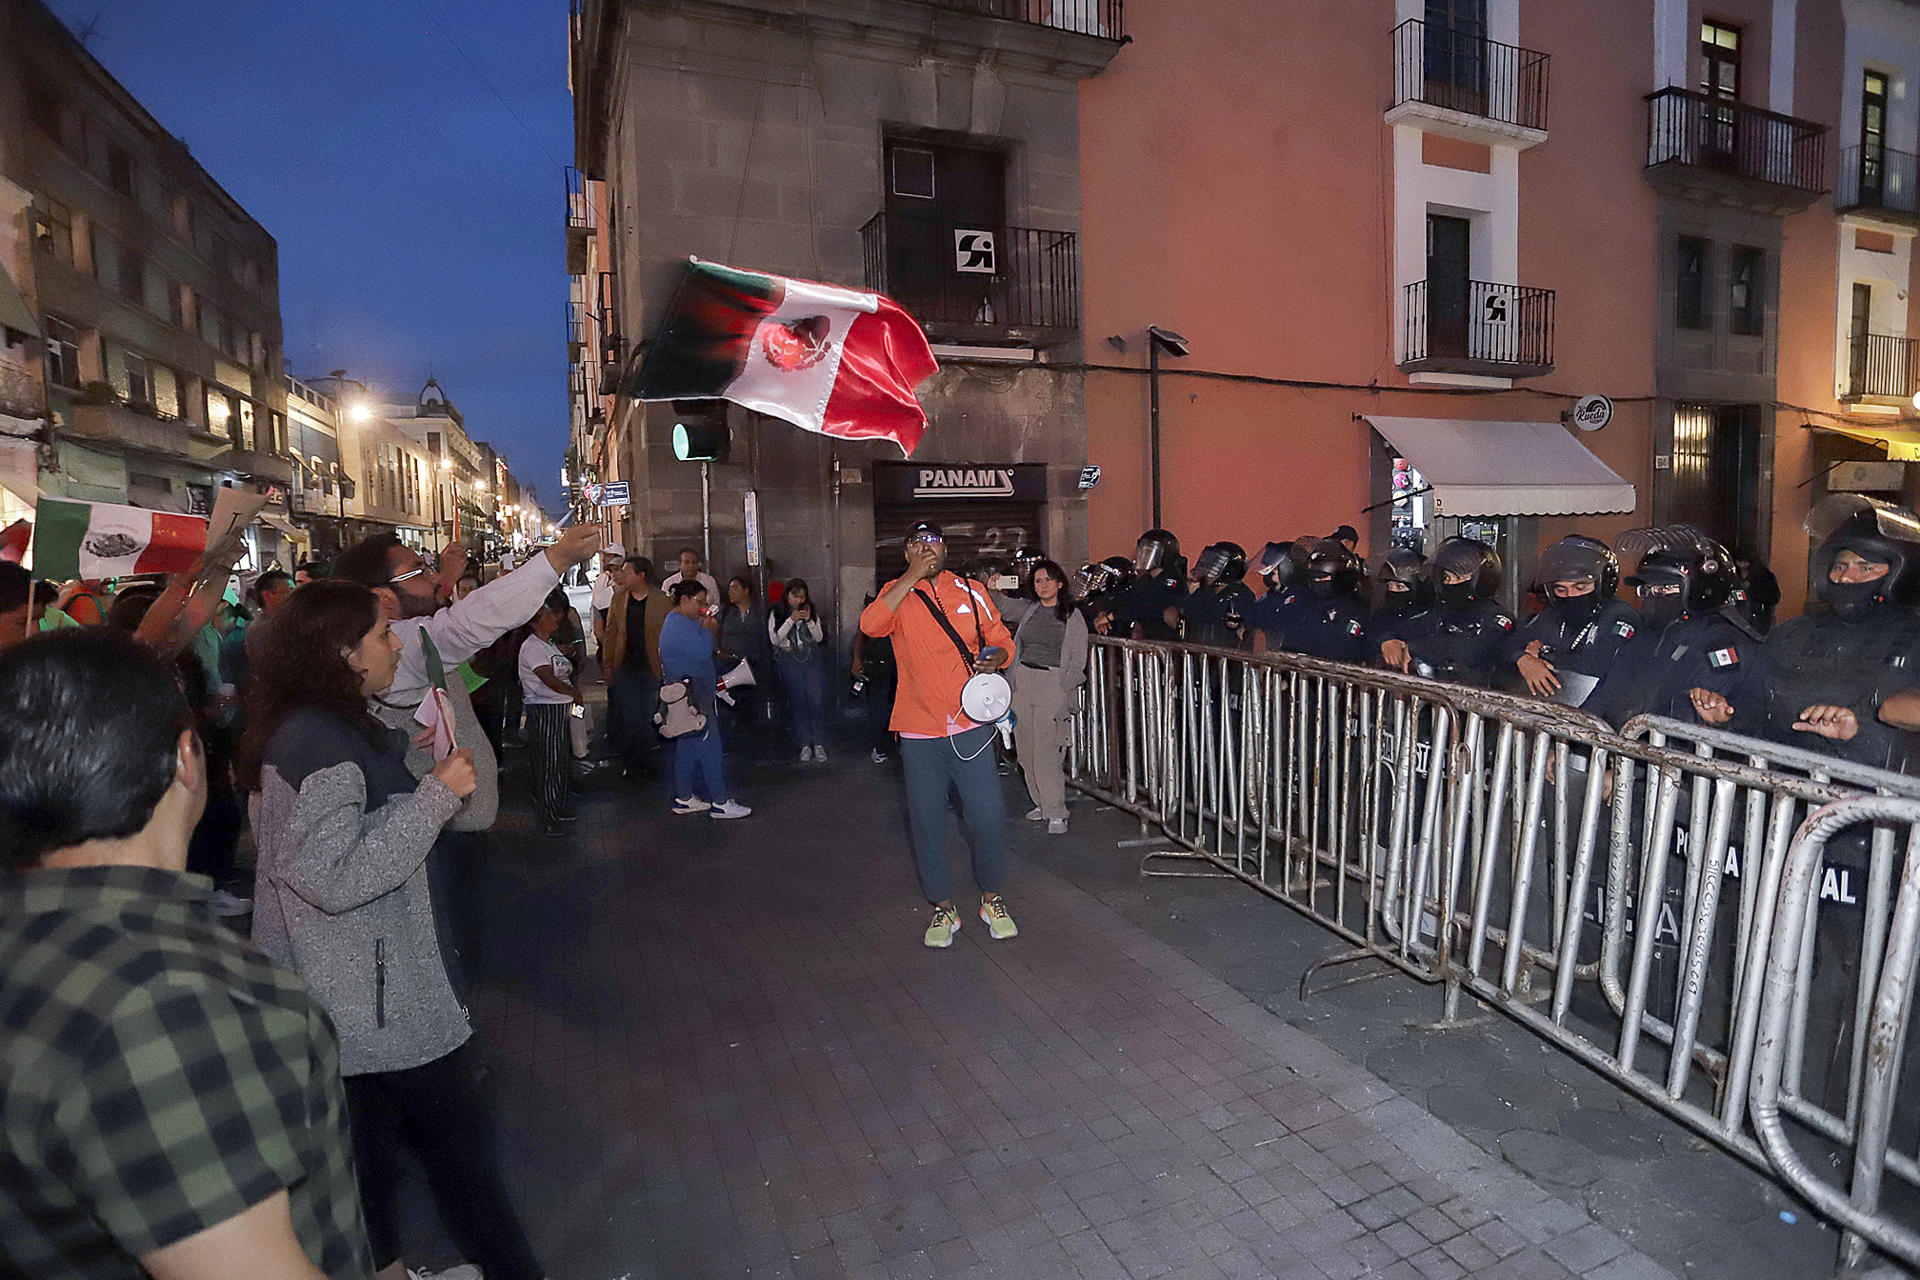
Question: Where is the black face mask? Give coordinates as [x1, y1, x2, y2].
[1821, 578, 1885, 622]
[1552, 592, 1601, 624]
[1309, 577, 1337, 601]
[1639, 593, 1685, 628]
[1437, 580, 1477, 609]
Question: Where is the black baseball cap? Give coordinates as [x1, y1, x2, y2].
[906, 521, 944, 543]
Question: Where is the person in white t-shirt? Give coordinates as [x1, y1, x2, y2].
[519, 593, 580, 835]
[660, 547, 719, 604]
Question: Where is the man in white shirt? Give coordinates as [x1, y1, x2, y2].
[661, 547, 719, 603]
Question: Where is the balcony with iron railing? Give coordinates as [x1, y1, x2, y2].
[566, 300, 587, 359]
[1644, 87, 1827, 214]
[1837, 145, 1920, 227]
[921, 0, 1123, 40]
[565, 165, 595, 276]
[1402, 278, 1555, 379]
[1842, 333, 1919, 405]
[1386, 19, 1549, 147]
[861, 212, 1081, 346]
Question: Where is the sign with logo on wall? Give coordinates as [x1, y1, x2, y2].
[597, 481, 630, 509]
[873, 464, 1047, 504]
[954, 229, 997, 275]
[1482, 294, 1509, 325]
[1078, 465, 1102, 491]
[581, 482, 603, 507]
[1571, 394, 1613, 432]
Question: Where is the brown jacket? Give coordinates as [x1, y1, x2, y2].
[602, 584, 669, 679]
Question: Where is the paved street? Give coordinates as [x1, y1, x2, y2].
[391, 728, 1862, 1280]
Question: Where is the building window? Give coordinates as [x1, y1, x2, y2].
[125, 351, 153, 406]
[30, 196, 73, 265]
[199, 300, 223, 350]
[1701, 21, 1740, 101]
[1729, 247, 1763, 336]
[237, 399, 257, 451]
[106, 142, 135, 198]
[165, 277, 185, 328]
[44, 317, 80, 389]
[25, 82, 62, 139]
[890, 147, 936, 200]
[117, 247, 146, 305]
[207, 386, 241, 442]
[1676, 237, 1709, 330]
[268, 411, 286, 453]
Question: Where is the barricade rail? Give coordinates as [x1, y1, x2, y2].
[1066, 637, 1920, 1274]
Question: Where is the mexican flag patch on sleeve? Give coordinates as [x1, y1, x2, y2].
[1707, 647, 1739, 667]
[1613, 621, 1635, 638]
[1347, 619, 1363, 636]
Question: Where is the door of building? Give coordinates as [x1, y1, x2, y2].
[1427, 214, 1472, 360]
[869, 463, 1046, 589]
[1851, 282, 1873, 395]
[1861, 70, 1889, 204]
[1668, 403, 1761, 555]
[1423, 0, 1488, 116]
[884, 139, 1006, 330]
[1700, 21, 1741, 166]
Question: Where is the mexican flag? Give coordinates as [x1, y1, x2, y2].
[32, 498, 208, 579]
[630, 258, 940, 456]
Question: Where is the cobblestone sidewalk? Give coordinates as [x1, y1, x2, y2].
[451, 758, 1688, 1280]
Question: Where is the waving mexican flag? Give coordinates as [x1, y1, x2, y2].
[630, 258, 940, 456]
[32, 498, 208, 579]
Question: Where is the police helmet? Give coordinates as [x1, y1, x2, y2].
[1620, 526, 1736, 615]
[1377, 549, 1432, 608]
[1011, 545, 1045, 574]
[1135, 529, 1179, 576]
[1535, 535, 1620, 599]
[1193, 540, 1250, 587]
[1303, 538, 1365, 597]
[1430, 537, 1503, 600]
[1079, 556, 1136, 597]
[1807, 494, 1920, 608]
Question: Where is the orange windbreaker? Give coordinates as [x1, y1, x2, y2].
[859, 571, 1016, 737]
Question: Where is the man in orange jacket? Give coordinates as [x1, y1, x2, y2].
[860, 522, 1019, 948]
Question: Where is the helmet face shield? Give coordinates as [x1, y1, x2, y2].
[1135, 529, 1178, 576]
[1429, 537, 1502, 600]
[1193, 541, 1249, 587]
[1536, 535, 1619, 598]
[1807, 495, 1920, 609]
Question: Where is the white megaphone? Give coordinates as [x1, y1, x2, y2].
[720, 660, 756, 689]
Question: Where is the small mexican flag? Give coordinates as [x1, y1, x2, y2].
[32, 498, 208, 579]
[630, 258, 940, 456]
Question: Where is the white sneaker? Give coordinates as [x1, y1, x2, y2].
[870, 747, 889, 763]
[408, 1266, 482, 1280]
[208, 889, 253, 917]
[1024, 807, 1045, 822]
[710, 800, 752, 819]
[798, 745, 813, 763]
[672, 796, 711, 815]
[1047, 818, 1069, 835]
[813, 743, 828, 761]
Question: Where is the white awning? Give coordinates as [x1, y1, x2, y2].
[1363, 416, 1637, 517]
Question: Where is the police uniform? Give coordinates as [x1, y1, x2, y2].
[1181, 582, 1256, 648]
[1501, 598, 1641, 707]
[1384, 599, 1517, 686]
[1264, 592, 1370, 663]
[1737, 607, 1920, 772]
[1582, 611, 1750, 730]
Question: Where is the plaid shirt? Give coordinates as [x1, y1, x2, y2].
[0, 865, 371, 1279]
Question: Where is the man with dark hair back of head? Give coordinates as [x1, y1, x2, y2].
[0, 631, 370, 1278]
[0, 563, 30, 652]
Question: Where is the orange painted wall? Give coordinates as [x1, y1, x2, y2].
[1078, 1, 1667, 567]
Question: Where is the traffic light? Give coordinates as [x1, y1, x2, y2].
[671, 400, 729, 462]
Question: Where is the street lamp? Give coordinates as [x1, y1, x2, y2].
[1146, 326, 1189, 530]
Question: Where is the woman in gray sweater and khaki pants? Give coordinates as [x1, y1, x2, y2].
[1006, 559, 1090, 835]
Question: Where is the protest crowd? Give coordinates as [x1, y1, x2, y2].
[4, 486, 1920, 1278]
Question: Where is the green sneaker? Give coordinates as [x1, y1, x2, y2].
[979, 896, 1018, 941]
[924, 904, 961, 948]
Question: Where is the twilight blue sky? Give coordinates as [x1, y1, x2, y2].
[48, 0, 573, 516]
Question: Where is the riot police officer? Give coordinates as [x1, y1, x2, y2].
[1692, 496, 1920, 771]
[1258, 539, 1370, 662]
[1582, 530, 1750, 730]
[1365, 548, 1430, 647]
[1078, 556, 1135, 636]
[1504, 535, 1640, 709]
[1377, 537, 1515, 686]
[1181, 541, 1256, 647]
[1115, 528, 1187, 640]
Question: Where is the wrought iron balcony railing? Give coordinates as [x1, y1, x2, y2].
[1844, 333, 1918, 402]
[1645, 87, 1826, 195]
[1390, 19, 1549, 133]
[1403, 278, 1555, 378]
[861, 212, 1081, 344]
[566, 300, 587, 356]
[924, 0, 1123, 40]
[1838, 145, 1920, 222]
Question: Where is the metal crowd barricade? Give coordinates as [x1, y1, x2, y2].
[1066, 637, 1920, 1273]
